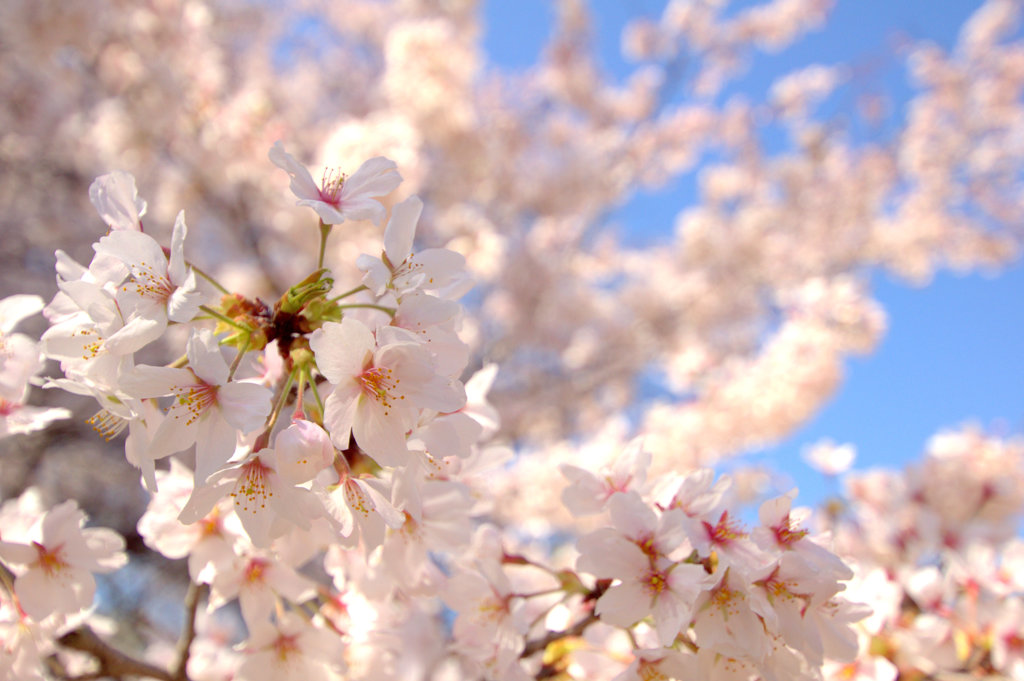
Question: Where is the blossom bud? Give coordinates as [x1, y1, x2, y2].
[273, 418, 335, 485]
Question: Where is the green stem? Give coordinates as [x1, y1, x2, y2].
[306, 365, 325, 417]
[337, 303, 396, 317]
[266, 368, 298, 435]
[328, 284, 368, 302]
[198, 304, 249, 331]
[227, 332, 252, 381]
[317, 220, 332, 270]
[292, 369, 307, 419]
[188, 262, 230, 295]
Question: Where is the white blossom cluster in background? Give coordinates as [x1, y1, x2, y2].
[0, 148, 868, 681]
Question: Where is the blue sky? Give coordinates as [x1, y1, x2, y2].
[482, 1, 1024, 507]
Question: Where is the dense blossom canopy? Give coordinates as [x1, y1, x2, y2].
[1, 1, 1023, 680]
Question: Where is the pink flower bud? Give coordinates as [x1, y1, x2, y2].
[274, 419, 335, 485]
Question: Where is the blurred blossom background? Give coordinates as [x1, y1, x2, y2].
[2, 0, 1023, 548]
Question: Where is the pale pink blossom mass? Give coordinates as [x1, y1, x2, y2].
[0, 1, 1021, 680]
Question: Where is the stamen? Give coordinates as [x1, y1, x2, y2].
[87, 409, 128, 440]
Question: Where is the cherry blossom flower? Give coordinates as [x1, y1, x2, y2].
[577, 492, 710, 645]
[312, 469, 404, 551]
[357, 195, 468, 297]
[0, 294, 45, 403]
[273, 418, 336, 486]
[237, 612, 343, 681]
[561, 437, 651, 516]
[94, 210, 202, 343]
[0, 500, 126, 621]
[88, 170, 146, 232]
[269, 141, 400, 225]
[180, 449, 322, 548]
[124, 329, 272, 482]
[310, 318, 465, 466]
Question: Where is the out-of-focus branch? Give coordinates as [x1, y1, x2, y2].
[521, 611, 599, 659]
[56, 626, 177, 681]
[172, 581, 205, 681]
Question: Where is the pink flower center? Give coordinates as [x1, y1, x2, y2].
[772, 515, 808, 547]
[702, 510, 747, 547]
[358, 366, 403, 415]
[170, 377, 219, 426]
[33, 541, 66, 576]
[319, 168, 347, 205]
[0, 399, 17, 416]
[124, 262, 174, 302]
[233, 457, 273, 514]
[272, 632, 300, 661]
[245, 557, 269, 584]
[644, 568, 669, 596]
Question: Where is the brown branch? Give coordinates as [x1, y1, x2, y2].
[520, 611, 599, 659]
[57, 625, 175, 681]
[172, 581, 204, 681]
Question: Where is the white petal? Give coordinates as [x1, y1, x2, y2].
[384, 195, 423, 265]
[309, 318, 374, 384]
[269, 141, 322, 202]
[168, 211, 189, 285]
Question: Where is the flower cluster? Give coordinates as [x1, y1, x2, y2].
[0, 148, 868, 680]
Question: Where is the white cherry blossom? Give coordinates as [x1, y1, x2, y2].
[269, 141, 400, 226]
[124, 328, 272, 482]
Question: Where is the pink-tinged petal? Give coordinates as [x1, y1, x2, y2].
[178, 471, 235, 525]
[41, 501, 86, 546]
[577, 528, 648, 578]
[16, 566, 79, 619]
[758, 489, 796, 528]
[359, 478, 404, 528]
[239, 577, 275, 631]
[353, 399, 410, 466]
[326, 485, 356, 537]
[104, 314, 165, 355]
[409, 375, 466, 413]
[167, 270, 201, 323]
[384, 195, 422, 265]
[401, 249, 466, 289]
[274, 419, 335, 486]
[595, 581, 651, 629]
[187, 330, 229, 386]
[168, 211, 188, 285]
[269, 142, 322, 202]
[296, 199, 348, 225]
[121, 365, 195, 399]
[336, 197, 388, 225]
[357, 257, 391, 295]
[89, 170, 146, 231]
[94, 229, 166, 275]
[140, 405, 199, 460]
[342, 156, 401, 199]
[194, 414, 239, 483]
[608, 492, 659, 541]
[0, 295, 44, 334]
[81, 528, 128, 572]
[0, 541, 36, 565]
[651, 592, 691, 647]
[309, 319, 374, 384]
[323, 389, 358, 451]
[218, 381, 272, 433]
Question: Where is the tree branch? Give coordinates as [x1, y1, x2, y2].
[57, 625, 176, 681]
[172, 581, 205, 681]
